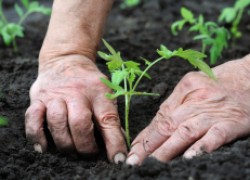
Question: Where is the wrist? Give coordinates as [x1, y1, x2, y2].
[39, 0, 114, 65]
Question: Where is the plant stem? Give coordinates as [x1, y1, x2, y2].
[133, 57, 164, 92]
[18, 12, 30, 25]
[0, 0, 8, 24]
[122, 65, 131, 147]
[12, 38, 18, 52]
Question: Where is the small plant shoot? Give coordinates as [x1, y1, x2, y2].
[0, 116, 7, 126]
[120, 0, 141, 9]
[0, 0, 51, 51]
[98, 39, 215, 147]
[172, 7, 230, 65]
[219, 0, 250, 39]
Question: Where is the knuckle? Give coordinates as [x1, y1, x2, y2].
[155, 110, 175, 137]
[25, 105, 44, 121]
[98, 113, 120, 129]
[180, 72, 198, 90]
[177, 124, 199, 142]
[209, 125, 227, 141]
[70, 112, 93, 132]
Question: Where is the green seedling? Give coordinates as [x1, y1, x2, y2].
[219, 0, 250, 38]
[0, 116, 7, 126]
[98, 39, 215, 147]
[172, 7, 230, 65]
[120, 0, 141, 9]
[0, 0, 51, 51]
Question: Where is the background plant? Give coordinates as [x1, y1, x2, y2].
[120, 0, 141, 9]
[0, 116, 7, 126]
[0, 0, 51, 51]
[98, 40, 215, 147]
[172, 7, 230, 65]
[219, 0, 250, 39]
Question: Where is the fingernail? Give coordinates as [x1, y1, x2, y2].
[184, 150, 201, 159]
[126, 154, 139, 165]
[114, 152, 126, 164]
[34, 143, 43, 153]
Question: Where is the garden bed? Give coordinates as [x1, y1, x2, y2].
[0, 0, 250, 179]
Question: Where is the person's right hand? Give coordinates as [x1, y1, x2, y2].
[25, 54, 127, 164]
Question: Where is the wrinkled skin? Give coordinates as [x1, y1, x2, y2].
[25, 55, 127, 163]
[127, 55, 250, 165]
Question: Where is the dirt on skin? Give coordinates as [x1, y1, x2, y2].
[0, 0, 250, 179]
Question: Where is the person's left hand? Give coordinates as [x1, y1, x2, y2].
[126, 55, 250, 165]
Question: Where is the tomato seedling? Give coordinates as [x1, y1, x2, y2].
[172, 7, 230, 65]
[98, 39, 215, 147]
[0, 0, 51, 52]
[219, 0, 250, 38]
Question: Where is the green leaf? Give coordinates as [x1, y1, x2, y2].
[120, 0, 140, 9]
[21, 0, 29, 9]
[128, 69, 136, 85]
[174, 49, 216, 79]
[140, 57, 151, 65]
[193, 34, 210, 41]
[218, 8, 237, 23]
[111, 69, 128, 86]
[98, 51, 111, 61]
[100, 77, 124, 92]
[28, 2, 51, 15]
[107, 59, 123, 72]
[181, 7, 194, 23]
[171, 20, 186, 35]
[15, 4, 24, 17]
[1, 24, 24, 46]
[157, 45, 173, 59]
[102, 39, 116, 55]
[0, 116, 7, 126]
[235, 0, 250, 9]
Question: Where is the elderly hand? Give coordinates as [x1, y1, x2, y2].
[25, 55, 127, 164]
[127, 55, 250, 165]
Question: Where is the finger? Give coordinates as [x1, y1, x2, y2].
[127, 106, 174, 165]
[67, 97, 98, 155]
[25, 100, 47, 153]
[93, 94, 127, 164]
[183, 122, 247, 159]
[151, 114, 213, 162]
[46, 99, 74, 152]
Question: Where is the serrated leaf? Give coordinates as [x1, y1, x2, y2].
[181, 7, 194, 23]
[102, 39, 116, 55]
[171, 20, 186, 35]
[1, 24, 24, 46]
[125, 61, 140, 70]
[218, 8, 237, 23]
[235, 0, 250, 9]
[15, 4, 24, 17]
[174, 49, 215, 79]
[100, 77, 124, 92]
[157, 45, 173, 59]
[98, 51, 111, 61]
[28, 2, 51, 15]
[128, 69, 136, 85]
[111, 70, 127, 86]
[140, 57, 151, 65]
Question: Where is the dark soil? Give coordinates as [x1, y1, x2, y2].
[1, 0, 250, 179]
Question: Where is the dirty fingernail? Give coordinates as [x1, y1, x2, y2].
[114, 152, 126, 164]
[34, 143, 43, 153]
[126, 154, 139, 165]
[183, 150, 201, 159]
